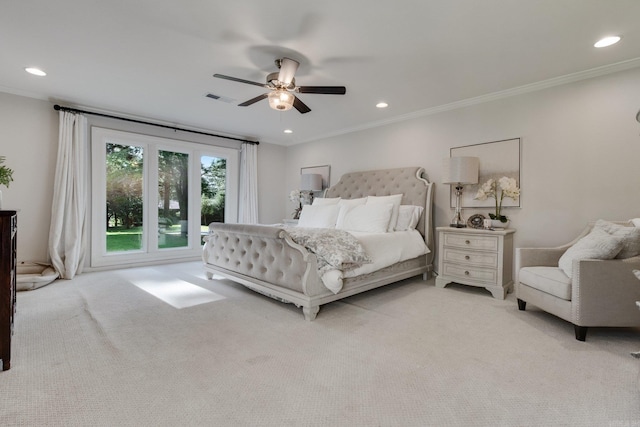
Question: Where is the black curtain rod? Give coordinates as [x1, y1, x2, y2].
[53, 104, 259, 145]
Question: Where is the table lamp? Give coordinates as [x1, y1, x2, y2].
[300, 173, 323, 204]
[442, 156, 479, 228]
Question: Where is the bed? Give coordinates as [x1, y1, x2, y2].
[202, 166, 434, 320]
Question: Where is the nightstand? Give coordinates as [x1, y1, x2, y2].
[435, 226, 515, 299]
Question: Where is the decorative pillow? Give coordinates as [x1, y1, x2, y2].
[297, 205, 341, 228]
[336, 203, 393, 233]
[558, 228, 624, 278]
[312, 197, 341, 206]
[366, 194, 403, 232]
[593, 219, 640, 259]
[395, 205, 424, 231]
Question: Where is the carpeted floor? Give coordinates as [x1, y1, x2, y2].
[1, 261, 639, 426]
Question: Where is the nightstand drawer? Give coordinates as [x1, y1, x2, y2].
[442, 263, 497, 284]
[443, 248, 498, 268]
[442, 233, 498, 251]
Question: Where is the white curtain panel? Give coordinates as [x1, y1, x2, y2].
[238, 142, 259, 224]
[48, 111, 88, 279]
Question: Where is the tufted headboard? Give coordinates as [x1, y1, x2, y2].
[324, 167, 435, 257]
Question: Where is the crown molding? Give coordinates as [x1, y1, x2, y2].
[300, 57, 640, 145]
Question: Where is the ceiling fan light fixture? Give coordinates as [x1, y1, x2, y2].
[268, 90, 294, 111]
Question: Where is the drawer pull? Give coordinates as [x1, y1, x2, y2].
[465, 255, 470, 260]
[464, 271, 470, 276]
[465, 240, 470, 244]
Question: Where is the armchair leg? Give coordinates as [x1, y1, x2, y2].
[517, 298, 526, 311]
[574, 325, 588, 341]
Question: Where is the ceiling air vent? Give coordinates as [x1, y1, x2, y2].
[206, 93, 235, 103]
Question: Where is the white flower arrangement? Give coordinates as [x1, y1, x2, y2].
[474, 177, 520, 223]
[289, 189, 302, 219]
[289, 189, 301, 203]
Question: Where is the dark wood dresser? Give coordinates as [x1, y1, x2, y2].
[0, 210, 17, 371]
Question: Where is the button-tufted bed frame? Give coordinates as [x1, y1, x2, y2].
[202, 166, 434, 320]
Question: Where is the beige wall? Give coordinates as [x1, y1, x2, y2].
[0, 93, 58, 263]
[286, 67, 640, 260]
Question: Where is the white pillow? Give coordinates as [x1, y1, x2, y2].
[312, 197, 341, 206]
[395, 205, 424, 231]
[297, 205, 340, 228]
[593, 219, 640, 259]
[558, 228, 624, 278]
[630, 218, 640, 227]
[336, 203, 393, 233]
[337, 197, 367, 208]
[366, 194, 403, 232]
[335, 198, 367, 228]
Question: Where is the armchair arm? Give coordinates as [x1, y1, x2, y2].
[516, 247, 567, 270]
[571, 257, 640, 326]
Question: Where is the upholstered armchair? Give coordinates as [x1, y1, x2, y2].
[516, 221, 640, 341]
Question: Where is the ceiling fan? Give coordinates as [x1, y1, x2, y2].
[213, 58, 346, 114]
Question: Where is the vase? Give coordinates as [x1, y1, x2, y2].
[491, 219, 509, 229]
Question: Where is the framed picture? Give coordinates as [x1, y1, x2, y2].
[449, 138, 521, 208]
[300, 165, 331, 190]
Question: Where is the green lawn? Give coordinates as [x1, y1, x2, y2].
[107, 225, 202, 251]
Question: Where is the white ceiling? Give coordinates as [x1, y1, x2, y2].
[2, 0, 640, 146]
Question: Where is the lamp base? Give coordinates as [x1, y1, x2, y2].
[449, 216, 467, 228]
[450, 185, 467, 228]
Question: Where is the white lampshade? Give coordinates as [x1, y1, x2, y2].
[442, 157, 479, 185]
[300, 173, 323, 191]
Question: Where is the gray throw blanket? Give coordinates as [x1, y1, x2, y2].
[286, 227, 372, 276]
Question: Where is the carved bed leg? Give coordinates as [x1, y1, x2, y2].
[302, 305, 320, 321]
[205, 271, 213, 280]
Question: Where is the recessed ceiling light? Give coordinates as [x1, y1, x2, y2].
[594, 36, 621, 48]
[25, 67, 47, 76]
[284, 129, 293, 134]
[376, 102, 388, 108]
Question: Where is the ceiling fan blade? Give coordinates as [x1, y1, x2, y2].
[213, 74, 269, 88]
[296, 86, 346, 95]
[238, 93, 269, 107]
[278, 58, 299, 85]
[293, 96, 311, 114]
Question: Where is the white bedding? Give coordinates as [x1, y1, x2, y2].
[321, 229, 429, 293]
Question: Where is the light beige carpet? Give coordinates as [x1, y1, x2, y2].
[1, 261, 639, 426]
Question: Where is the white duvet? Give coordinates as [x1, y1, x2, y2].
[321, 229, 429, 293]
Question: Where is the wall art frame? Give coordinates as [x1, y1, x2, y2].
[449, 138, 521, 209]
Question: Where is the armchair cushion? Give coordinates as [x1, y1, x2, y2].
[558, 229, 623, 278]
[593, 219, 640, 259]
[519, 267, 572, 300]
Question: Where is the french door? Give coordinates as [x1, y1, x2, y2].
[91, 127, 238, 268]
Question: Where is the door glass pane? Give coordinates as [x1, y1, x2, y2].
[200, 156, 226, 245]
[106, 143, 144, 252]
[158, 150, 189, 249]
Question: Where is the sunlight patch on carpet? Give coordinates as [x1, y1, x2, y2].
[121, 268, 225, 309]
